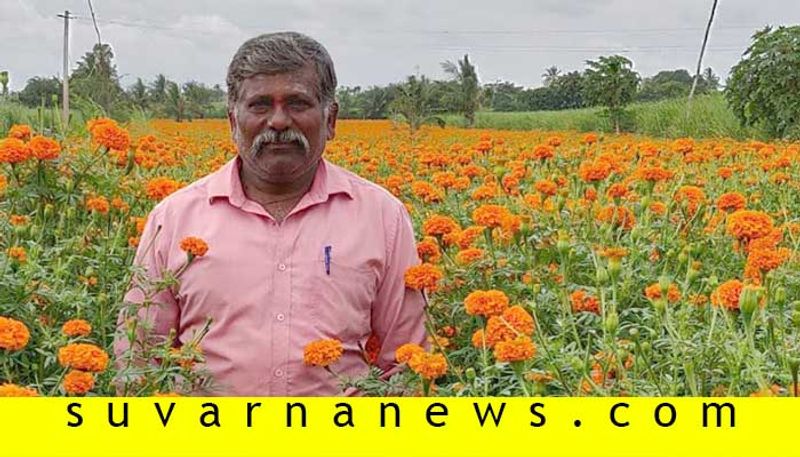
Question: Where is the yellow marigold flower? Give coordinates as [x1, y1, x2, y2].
[493, 337, 536, 362]
[57, 343, 109, 372]
[404, 263, 443, 292]
[63, 370, 95, 395]
[464, 289, 510, 317]
[179, 236, 209, 258]
[408, 352, 447, 380]
[0, 316, 30, 351]
[61, 319, 92, 338]
[303, 339, 343, 367]
[0, 383, 39, 397]
[395, 343, 425, 364]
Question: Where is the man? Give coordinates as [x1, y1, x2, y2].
[114, 32, 428, 395]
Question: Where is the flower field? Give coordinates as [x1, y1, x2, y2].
[2, 118, 800, 397]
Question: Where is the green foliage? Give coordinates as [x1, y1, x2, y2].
[18, 77, 61, 108]
[583, 55, 640, 133]
[70, 43, 125, 116]
[389, 75, 445, 135]
[0, 71, 8, 97]
[726, 25, 800, 139]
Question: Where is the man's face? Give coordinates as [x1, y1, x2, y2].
[229, 64, 338, 184]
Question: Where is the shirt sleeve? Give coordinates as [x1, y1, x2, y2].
[113, 205, 181, 392]
[371, 203, 429, 378]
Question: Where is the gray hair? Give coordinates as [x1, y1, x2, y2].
[226, 32, 337, 109]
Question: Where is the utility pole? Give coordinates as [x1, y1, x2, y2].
[57, 10, 71, 129]
[689, 0, 719, 101]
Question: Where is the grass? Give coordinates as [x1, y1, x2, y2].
[443, 94, 760, 140]
[0, 99, 88, 137]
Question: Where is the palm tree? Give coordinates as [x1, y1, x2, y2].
[149, 74, 168, 104]
[164, 81, 186, 122]
[389, 75, 444, 136]
[441, 54, 480, 127]
[542, 66, 561, 87]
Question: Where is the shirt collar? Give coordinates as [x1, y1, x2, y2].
[207, 155, 354, 207]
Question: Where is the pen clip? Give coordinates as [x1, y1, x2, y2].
[324, 245, 332, 275]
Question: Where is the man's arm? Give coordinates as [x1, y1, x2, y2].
[370, 203, 429, 380]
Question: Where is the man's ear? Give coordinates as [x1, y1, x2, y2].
[326, 101, 339, 141]
[227, 107, 237, 140]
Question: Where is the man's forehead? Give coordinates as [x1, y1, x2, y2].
[238, 66, 320, 99]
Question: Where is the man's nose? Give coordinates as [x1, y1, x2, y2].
[267, 104, 291, 131]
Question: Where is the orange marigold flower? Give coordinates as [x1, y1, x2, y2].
[596, 205, 636, 230]
[649, 201, 667, 215]
[61, 319, 92, 338]
[408, 352, 447, 380]
[578, 160, 612, 182]
[146, 177, 182, 201]
[28, 135, 61, 160]
[570, 290, 600, 314]
[673, 185, 706, 213]
[7, 124, 32, 141]
[606, 183, 629, 199]
[716, 192, 746, 213]
[464, 289, 510, 317]
[583, 133, 598, 144]
[0, 316, 30, 351]
[303, 339, 344, 367]
[0, 138, 31, 164]
[710, 279, 743, 311]
[404, 263, 444, 292]
[6, 246, 26, 263]
[63, 370, 95, 395]
[455, 248, 484, 265]
[395, 343, 425, 363]
[534, 179, 558, 196]
[644, 283, 681, 303]
[57, 343, 109, 372]
[0, 175, 6, 193]
[718, 167, 733, 179]
[637, 164, 674, 182]
[493, 337, 536, 362]
[598, 247, 628, 261]
[9, 215, 28, 226]
[179, 236, 209, 258]
[86, 196, 110, 214]
[422, 215, 460, 237]
[727, 210, 774, 243]
[533, 144, 555, 160]
[472, 204, 511, 228]
[91, 121, 131, 151]
[0, 383, 39, 397]
[471, 329, 487, 348]
[417, 237, 441, 263]
[454, 225, 485, 249]
[502, 305, 535, 336]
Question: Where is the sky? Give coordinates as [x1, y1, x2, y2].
[2, 0, 800, 91]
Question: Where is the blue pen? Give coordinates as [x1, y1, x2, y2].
[324, 245, 332, 275]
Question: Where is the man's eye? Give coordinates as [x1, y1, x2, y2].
[289, 100, 311, 109]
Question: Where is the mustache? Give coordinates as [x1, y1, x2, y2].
[250, 128, 310, 157]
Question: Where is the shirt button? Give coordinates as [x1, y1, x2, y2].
[278, 263, 286, 271]
[274, 368, 284, 377]
[276, 313, 285, 322]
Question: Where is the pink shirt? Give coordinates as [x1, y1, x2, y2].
[114, 157, 428, 396]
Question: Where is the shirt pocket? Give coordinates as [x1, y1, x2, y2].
[293, 258, 377, 342]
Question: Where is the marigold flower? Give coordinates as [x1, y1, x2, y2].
[727, 210, 774, 243]
[0, 316, 30, 351]
[455, 248, 484, 265]
[598, 247, 628, 261]
[6, 246, 26, 263]
[472, 204, 511, 228]
[303, 339, 344, 367]
[578, 160, 612, 182]
[179, 236, 209, 258]
[644, 283, 681, 303]
[0, 175, 7, 193]
[146, 177, 182, 201]
[582, 133, 598, 144]
[422, 215, 459, 237]
[86, 196, 110, 214]
[404, 263, 444, 292]
[57, 343, 109, 372]
[61, 319, 92, 338]
[596, 205, 636, 230]
[716, 192, 747, 213]
[28, 135, 61, 160]
[91, 120, 131, 151]
[395, 343, 425, 363]
[0, 383, 39, 397]
[9, 215, 28, 226]
[637, 164, 674, 182]
[464, 289, 509, 317]
[407, 352, 447, 380]
[416, 237, 441, 263]
[63, 370, 95, 395]
[493, 337, 536, 362]
[0, 138, 31, 164]
[710, 279, 744, 311]
[7, 124, 32, 141]
[534, 179, 558, 196]
[606, 183, 629, 199]
[533, 144, 555, 160]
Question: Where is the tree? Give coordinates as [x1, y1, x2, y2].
[0, 71, 8, 97]
[164, 81, 186, 122]
[542, 66, 561, 87]
[551, 71, 585, 109]
[149, 74, 168, 104]
[726, 26, 800, 138]
[583, 55, 640, 133]
[128, 78, 149, 110]
[389, 75, 444, 135]
[182, 81, 216, 119]
[70, 43, 124, 114]
[18, 76, 61, 107]
[441, 54, 480, 127]
[484, 81, 526, 112]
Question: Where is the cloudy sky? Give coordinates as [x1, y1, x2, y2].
[2, 0, 800, 91]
